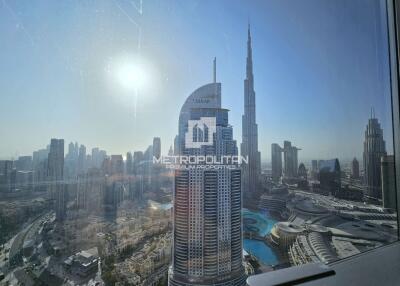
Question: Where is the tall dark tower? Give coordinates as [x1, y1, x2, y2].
[241, 25, 261, 196]
[271, 143, 283, 181]
[351, 157, 360, 179]
[363, 110, 386, 200]
[47, 138, 65, 221]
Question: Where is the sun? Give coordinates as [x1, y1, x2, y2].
[117, 62, 147, 90]
[111, 56, 149, 91]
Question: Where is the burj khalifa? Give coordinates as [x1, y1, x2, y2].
[241, 25, 261, 196]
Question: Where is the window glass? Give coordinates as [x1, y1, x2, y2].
[0, 0, 397, 285]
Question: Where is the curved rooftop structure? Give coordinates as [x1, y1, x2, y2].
[293, 199, 329, 215]
[307, 232, 337, 264]
[307, 224, 331, 234]
[275, 222, 305, 234]
[177, 82, 221, 153]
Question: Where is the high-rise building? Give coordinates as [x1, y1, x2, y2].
[153, 137, 161, 160]
[0, 160, 14, 192]
[15, 156, 32, 171]
[174, 135, 180, 155]
[32, 151, 48, 192]
[381, 155, 396, 209]
[64, 142, 79, 179]
[318, 159, 341, 196]
[144, 145, 153, 161]
[241, 26, 261, 195]
[77, 168, 105, 212]
[78, 144, 87, 174]
[169, 61, 245, 286]
[143, 145, 153, 185]
[66, 142, 78, 160]
[298, 163, 307, 180]
[271, 143, 283, 181]
[47, 138, 65, 221]
[363, 113, 386, 199]
[311, 160, 318, 180]
[101, 157, 111, 175]
[168, 145, 174, 156]
[33, 148, 49, 167]
[283, 141, 300, 178]
[351, 157, 360, 179]
[110, 155, 124, 175]
[91, 148, 107, 169]
[86, 154, 92, 169]
[91, 147, 100, 168]
[15, 170, 33, 190]
[126, 152, 133, 175]
[74, 142, 79, 157]
[132, 151, 144, 175]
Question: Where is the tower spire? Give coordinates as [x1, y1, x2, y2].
[246, 23, 253, 80]
[242, 23, 260, 196]
[370, 107, 376, 119]
[213, 57, 216, 83]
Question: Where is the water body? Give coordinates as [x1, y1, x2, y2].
[242, 209, 279, 266]
[243, 239, 279, 266]
[154, 203, 278, 266]
[242, 208, 277, 237]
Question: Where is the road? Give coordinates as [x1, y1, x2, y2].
[2, 211, 53, 275]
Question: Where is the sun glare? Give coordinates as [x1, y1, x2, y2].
[111, 56, 150, 91]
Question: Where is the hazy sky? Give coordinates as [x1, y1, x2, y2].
[0, 0, 394, 163]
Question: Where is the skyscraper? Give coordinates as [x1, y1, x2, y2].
[133, 151, 144, 175]
[67, 142, 78, 160]
[363, 113, 386, 199]
[15, 156, 32, 171]
[298, 163, 307, 180]
[169, 61, 245, 286]
[126, 152, 133, 175]
[78, 144, 86, 174]
[47, 138, 65, 221]
[241, 25, 261, 195]
[177, 58, 221, 156]
[283, 141, 300, 178]
[351, 157, 360, 179]
[64, 142, 79, 179]
[110, 155, 124, 175]
[381, 155, 396, 209]
[91, 147, 100, 168]
[77, 168, 105, 212]
[153, 137, 161, 159]
[0, 160, 14, 192]
[318, 159, 341, 196]
[32, 149, 48, 192]
[311, 160, 318, 180]
[271, 143, 283, 181]
[168, 145, 174, 156]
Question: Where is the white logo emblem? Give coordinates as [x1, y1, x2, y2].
[185, 117, 216, 148]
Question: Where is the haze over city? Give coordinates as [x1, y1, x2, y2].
[0, 0, 393, 162]
[1, 1, 399, 286]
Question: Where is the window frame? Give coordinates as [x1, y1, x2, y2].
[388, 0, 400, 238]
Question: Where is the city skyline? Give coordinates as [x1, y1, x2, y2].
[0, 2, 399, 284]
[0, 0, 394, 162]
